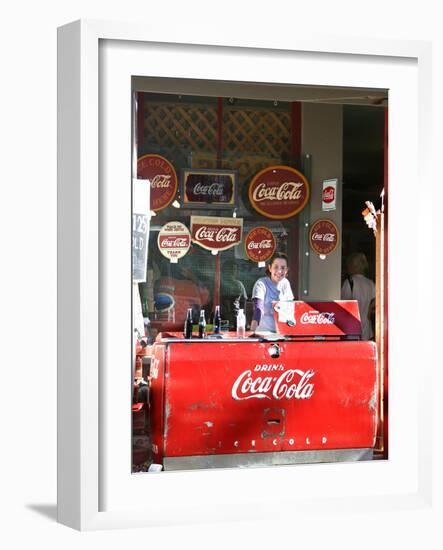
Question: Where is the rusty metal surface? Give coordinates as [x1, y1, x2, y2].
[150, 339, 378, 465]
[163, 448, 373, 471]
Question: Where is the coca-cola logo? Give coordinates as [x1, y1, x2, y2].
[137, 154, 178, 212]
[183, 171, 235, 207]
[248, 240, 273, 249]
[195, 226, 239, 243]
[322, 186, 335, 203]
[194, 182, 224, 196]
[158, 221, 191, 262]
[249, 166, 310, 219]
[151, 174, 172, 188]
[158, 236, 190, 248]
[232, 367, 315, 401]
[191, 216, 243, 252]
[245, 226, 276, 262]
[309, 219, 339, 256]
[322, 179, 337, 212]
[311, 232, 335, 242]
[252, 182, 304, 202]
[300, 311, 335, 325]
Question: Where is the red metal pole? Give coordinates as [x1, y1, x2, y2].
[213, 98, 224, 312]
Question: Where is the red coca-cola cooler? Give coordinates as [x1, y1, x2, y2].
[149, 300, 378, 470]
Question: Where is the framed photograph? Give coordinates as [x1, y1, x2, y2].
[58, 20, 436, 534]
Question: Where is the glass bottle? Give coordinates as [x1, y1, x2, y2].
[198, 309, 207, 339]
[236, 308, 246, 338]
[184, 308, 193, 339]
[213, 305, 221, 334]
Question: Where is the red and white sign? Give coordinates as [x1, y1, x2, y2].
[322, 179, 337, 211]
[149, 336, 378, 462]
[190, 216, 243, 252]
[244, 226, 276, 263]
[137, 154, 178, 212]
[309, 219, 339, 256]
[232, 368, 315, 401]
[248, 165, 310, 219]
[158, 221, 191, 263]
[273, 300, 362, 338]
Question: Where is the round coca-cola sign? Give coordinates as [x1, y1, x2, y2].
[137, 154, 178, 212]
[244, 227, 276, 263]
[309, 219, 339, 256]
[158, 221, 191, 262]
[322, 186, 335, 203]
[248, 165, 310, 219]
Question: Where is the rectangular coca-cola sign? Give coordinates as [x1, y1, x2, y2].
[191, 215, 243, 252]
[181, 168, 237, 209]
[273, 300, 362, 338]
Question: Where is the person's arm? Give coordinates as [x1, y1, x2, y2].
[250, 280, 265, 333]
[250, 297, 264, 333]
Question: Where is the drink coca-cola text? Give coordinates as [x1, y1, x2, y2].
[232, 368, 315, 401]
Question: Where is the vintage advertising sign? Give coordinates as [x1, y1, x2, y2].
[248, 165, 310, 219]
[190, 216, 243, 252]
[244, 226, 276, 263]
[273, 300, 362, 338]
[149, 338, 378, 462]
[181, 169, 237, 209]
[137, 154, 178, 212]
[157, 221, 191, 263]
[322, 178, 337, 211]
[309, 219, 339, 255]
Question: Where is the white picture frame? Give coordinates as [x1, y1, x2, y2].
[58, 19, 438, 534]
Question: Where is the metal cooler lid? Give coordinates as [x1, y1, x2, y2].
[273, 300, 362, 339]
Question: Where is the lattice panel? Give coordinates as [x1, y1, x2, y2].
[144, 103, 218, 152]
[223, 107, 292, 158]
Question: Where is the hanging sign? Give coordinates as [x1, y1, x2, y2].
[191, 216, 243, 252]
[158, 221, 191, 263]
[245, 227, 276, 264]
[322, 179, 337, 211]
[181, 168, 237, 209]
[132, 178, 150, 282]
[248, 165, 310, 219]
[309, 219, 340, 256]
[137, 154, 178, 212]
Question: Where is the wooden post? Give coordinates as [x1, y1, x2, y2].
[374, 107, 388, 455]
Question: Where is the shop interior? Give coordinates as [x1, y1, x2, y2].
[131, 78, 387, 472]
[134, 80, 386, 334]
